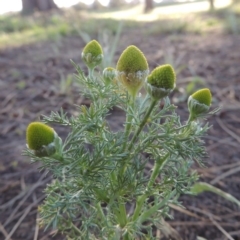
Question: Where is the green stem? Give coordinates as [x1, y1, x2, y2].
[128, 99, 157, 151]
[139, 94, 150, 111]
[148, 153, 170, 189]
[88, 67, 94, 79]
[96, 202, 106, 223]
[71, 222, 82, 235]
[132, 153, 169, 221]
[118, 201, 127, 228]
[123, 233, 131, 240]
[121, 96, 135, 152]
[120, 99, 157, 176]
[187, 113, 196, 124]
[137, 189, 176, 224]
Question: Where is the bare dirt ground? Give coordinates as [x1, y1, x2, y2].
[0, 27, 240, 240]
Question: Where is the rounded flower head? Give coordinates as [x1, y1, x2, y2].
[103, 67, 116, 85]
[26, 122, 56, 157]
[188, 88, 212, 121]
[116, 45, 149, 98]
[191, 88, 212, 107]
[82, 40, 103, 69]
[146, 64, 176, 100]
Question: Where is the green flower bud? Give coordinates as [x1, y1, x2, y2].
[26, 122, 57, 157]
[103, 67, 116, 85]
[188, 88, 212, 121]
[116, 45, 149, 98]
[82, 40, 103, 69]
[146, 64, 176, 100]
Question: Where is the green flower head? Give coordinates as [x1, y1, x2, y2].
[188, 88, 212, 121]
[146, 64, 176, 100]
[116, 45, 149, 98]
[26, 122, 56, 157]
[191, 88, 212, 107]
[82, 40, 103, 69]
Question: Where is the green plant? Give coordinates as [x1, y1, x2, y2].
[24, 40, 218, 239]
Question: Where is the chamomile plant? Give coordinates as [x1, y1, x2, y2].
[24, 40, 217, 239]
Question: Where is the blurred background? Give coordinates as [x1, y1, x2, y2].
[0, 0, 240, 240]
[0, 0, 229, 15]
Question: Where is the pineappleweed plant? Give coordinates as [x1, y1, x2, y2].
[24, 40, 216, 239]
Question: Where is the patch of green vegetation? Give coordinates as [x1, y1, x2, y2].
[16, 80, 27, 90]
[0, 2, 239, 49]
[146, 3, 240, 36]
[147, 18, 188, 35]
[0, 10, 122, 48]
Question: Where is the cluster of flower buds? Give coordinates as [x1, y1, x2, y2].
[26, 41, 213, 156]
[114, 44, 212, 119]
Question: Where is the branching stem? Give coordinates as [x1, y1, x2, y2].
[137, 189, 176, 224]
[96, 202, 107, 224]
[122, 95, 135, 152]
[118, 201, 127, 228]
[131, 153, 169, 221]
[120, 99, 158, 176]
[128, 99, 157, 150]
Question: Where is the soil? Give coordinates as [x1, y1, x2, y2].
[0, 27, 240, 240]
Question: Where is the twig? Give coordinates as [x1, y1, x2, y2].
[228, 229, 240, 237]
[209, 217, 234, 240]
[33, 192, 40, 240]
[216, 117, 240, 143]
[188, 206, 221, 221]
[169, 221, 240, 227]
[5, 195, 45, 240]
[197, 161, 240, 174]
[0, 189, 28, 210]
[169, 204, 207, 221]
[0, 223, 12, 240]
[20, 175, 26, 191]
[156, 218, 183, 240]
[210, 165, 240, 185]
[39, 230, 59, 240]
[207, 137, 239, 151]
[34, 213, 40, 240]
[3, 175, 51, 227]
[0, 181, 20, 193]
[1, 168, 39, 179]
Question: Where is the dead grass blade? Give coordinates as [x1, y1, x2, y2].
[210, 165, 240, 185]
[3, 175, 51, 227]
[216, 117, 240, 143]
[0, 223, 12, 240]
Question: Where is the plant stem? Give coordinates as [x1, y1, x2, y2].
[137, 189, 176, 224]
[71, 222, 82, 235]
[139, 94, 151, 113]
[88, 67, 94, 79]
[187, 113, 196, 123]
[121, 95, 135, 152]
[96, 202, 106, 223]
[123, 232, 131, 240]
[118, 201, 127, 228]
[132, 153, 169, 221]
[120, 99, 157, 176]
[128, 99, 157, 151]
